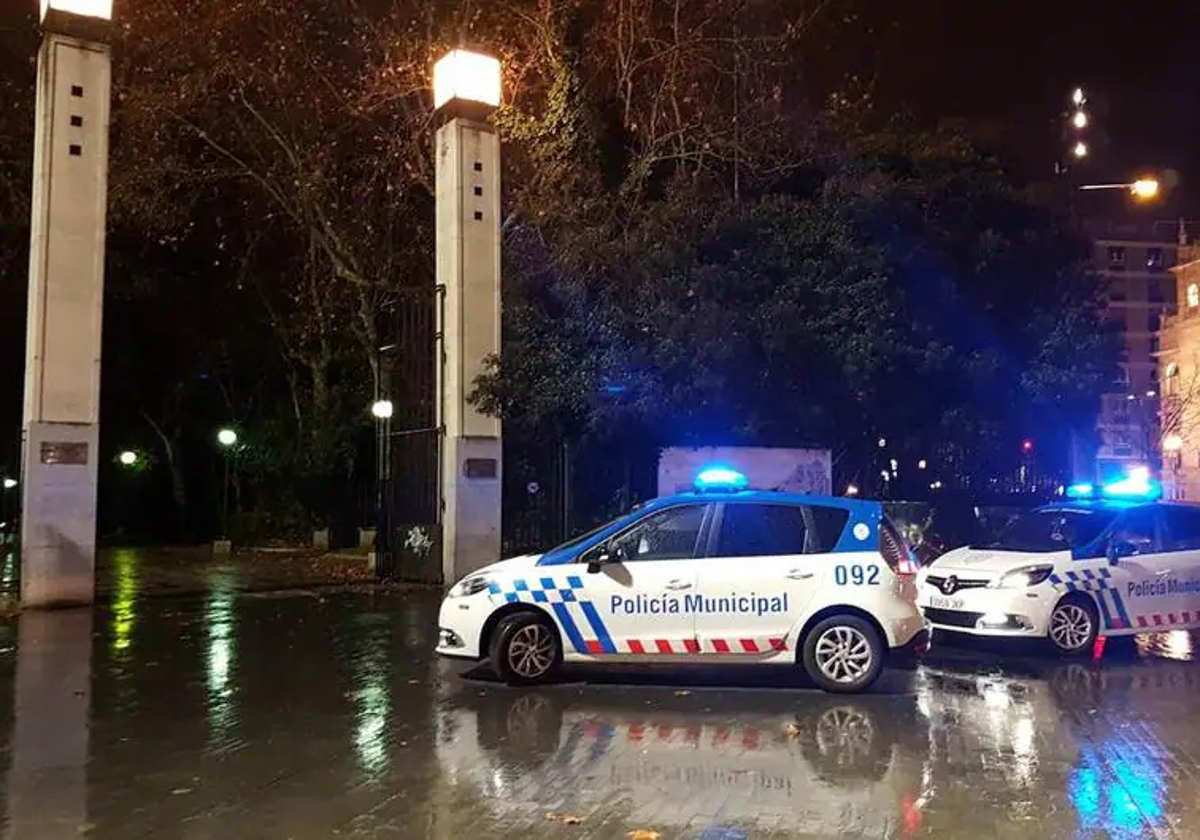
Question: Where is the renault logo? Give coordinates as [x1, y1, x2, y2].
[941, 575, 959, 596]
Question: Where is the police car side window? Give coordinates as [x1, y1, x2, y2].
[1111, 507, 1160, 554]
[608, 505, 705, 562]
[714, 504, 809, 558]
[1163, 508, 1200, 551]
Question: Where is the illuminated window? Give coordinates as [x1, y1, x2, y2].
[1188, 283, 1199, 308]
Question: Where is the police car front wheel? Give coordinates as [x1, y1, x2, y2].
[1047, 595, 1098, 656]
[490, 612, 563, 685]
[802, 616, 884, 693]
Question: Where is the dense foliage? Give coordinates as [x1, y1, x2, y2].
[0, 0, 1116, 540]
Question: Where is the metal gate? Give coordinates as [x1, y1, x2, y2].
[383, 287, 440, 581]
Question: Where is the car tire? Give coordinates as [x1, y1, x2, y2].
[802, 615, 885, 694]
[1047, 594, 1099, 656]
[489, 611, 562, 686]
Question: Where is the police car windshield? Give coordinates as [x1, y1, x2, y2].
[546, 504, 643, 554]
[980, 508, 1119, 552]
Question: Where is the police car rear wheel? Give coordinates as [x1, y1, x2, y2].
[1047, 596, 1098, 656]
[802, 616, 884, 693]
[490, 612, 562, 685]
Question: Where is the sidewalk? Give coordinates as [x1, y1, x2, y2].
[0, 544, 414, 609]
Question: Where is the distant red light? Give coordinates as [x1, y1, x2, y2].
[1022, 439, 1034, 453]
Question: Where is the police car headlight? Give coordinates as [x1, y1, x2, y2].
[990, 565, 1054, 589]
[448, 575, 491, 598]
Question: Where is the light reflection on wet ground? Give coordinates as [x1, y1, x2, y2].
[1, 552, 1200, 838]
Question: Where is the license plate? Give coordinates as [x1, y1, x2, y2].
[927, 595, 965, 610]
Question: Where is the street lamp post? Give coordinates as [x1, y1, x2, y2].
[1078, 178, 1161, 200]
[216, 428, 237, 549]
[370, 399, 394, 578]
[20, 0, 114, 607]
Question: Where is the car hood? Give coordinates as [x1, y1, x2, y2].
[926, 545, 1070, 577]
[467, 553, 545, 580]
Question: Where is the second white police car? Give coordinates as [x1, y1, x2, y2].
[438, 468, 927, 693]
[918, 477, 1200, 654]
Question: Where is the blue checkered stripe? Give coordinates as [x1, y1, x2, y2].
[488, 575, 585, 604]
[1048, 567, 1113, 592]
[488, 575, 616, 654]
[1048, 567, 1131, 630]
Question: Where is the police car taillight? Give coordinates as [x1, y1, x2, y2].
[880, 520, 918, 576]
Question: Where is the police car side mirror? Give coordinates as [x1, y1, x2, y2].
[1108, 539, 1137, 564]
[587, 542, 625, 573]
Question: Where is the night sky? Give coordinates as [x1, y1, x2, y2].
[858, 0, 1199, 214]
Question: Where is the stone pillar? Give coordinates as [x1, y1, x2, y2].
[21, 9, 113, 608]
[435, 113, 502, 584]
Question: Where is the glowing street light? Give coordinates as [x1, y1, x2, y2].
[1164, 434, 1184, 452]
[1131, 178, 1160, 200]
[1072, 87, 1086, 106]
[1072, 141, 1088, 159]
[845, 484, 860, 496]
[118, 450, 137, 466]
[40, 0, 113, 22]
[432, 50, 502, 110]
[217, 428, 238, 447]
[1079, 177, 1162, 202]
[370, 400, 394, 420]
[2, 478, 16, 490]
[1071, 111, 1088, 130]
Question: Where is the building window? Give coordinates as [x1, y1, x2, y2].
[1108, 246, 1127, 269]
[1188, 283, 1199, 309]
[1147, 248, 1164, 271]
[1149, 279, 1169, 304]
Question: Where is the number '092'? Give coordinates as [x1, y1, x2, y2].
[834, 565, 880, 586]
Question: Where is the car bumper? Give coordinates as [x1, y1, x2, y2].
[876, 592, 927, 650]
[917, 581, 1056, 637]
[435, 595, 488, 660]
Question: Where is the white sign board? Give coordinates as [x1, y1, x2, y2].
[658, 446, 832, 497]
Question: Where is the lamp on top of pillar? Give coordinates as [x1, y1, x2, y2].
[432, 49, 502, 110]
[40, 0, 114, 20]
[433, 48, 504, 585]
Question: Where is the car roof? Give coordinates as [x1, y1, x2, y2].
[647, 489, 881, 513]
[1041, 499, 1183, 513]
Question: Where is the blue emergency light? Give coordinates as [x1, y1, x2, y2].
[694, 466, 749, 491]
[1064, 476, 1160, 501]
[1102, 476, 1161, 500]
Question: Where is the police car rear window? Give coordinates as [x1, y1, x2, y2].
[714, 504, 849, 558]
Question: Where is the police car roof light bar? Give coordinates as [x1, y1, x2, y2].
[694, 466, 750, 492]
[1102, 476, 1161, 501]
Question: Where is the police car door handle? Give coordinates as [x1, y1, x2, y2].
[787, 570, 814, 580]
[665, 580, 692, 590]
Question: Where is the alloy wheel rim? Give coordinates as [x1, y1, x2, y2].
[1050, 604, 1092, 650]
[814, 626, 873, 684]
[508, 624, 555, 678]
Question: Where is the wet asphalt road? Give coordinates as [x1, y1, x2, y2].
[3, 568, 1200, 838]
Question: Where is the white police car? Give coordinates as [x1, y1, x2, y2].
[918, 477, 1200, 654]
[437, 468, 926, 693]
